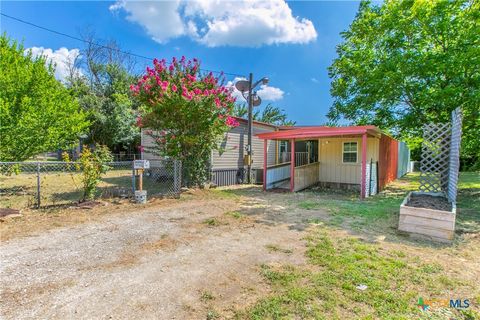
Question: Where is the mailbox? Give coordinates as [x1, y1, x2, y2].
[134, 160, 150, 170]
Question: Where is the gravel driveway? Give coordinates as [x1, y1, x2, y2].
[1, 191, 322, 319]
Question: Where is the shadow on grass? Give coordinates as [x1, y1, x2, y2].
[217, 173, 479, 248]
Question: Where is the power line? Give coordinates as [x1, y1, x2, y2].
[1, 12, 245, 78]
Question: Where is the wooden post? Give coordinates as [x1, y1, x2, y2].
[290, 139, 295, 192]
[138, 169, 143, 191]
[263, 139, 267, 191]
[361, 133, 367, 199]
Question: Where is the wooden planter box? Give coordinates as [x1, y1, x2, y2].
[398, 192, 456, 243]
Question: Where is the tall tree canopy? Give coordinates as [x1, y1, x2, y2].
[67, 33, 140, 153]
[233, 103, 296, 126]
[329, 0, 479, 169]
[0, 34, 88, 161]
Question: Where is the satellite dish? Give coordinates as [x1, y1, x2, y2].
[235, 80, 250, 92]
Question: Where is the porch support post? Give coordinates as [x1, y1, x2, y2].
[361, 133, 367, 199]
[263, 139, 267, 191]
[290, 139, 295, 192]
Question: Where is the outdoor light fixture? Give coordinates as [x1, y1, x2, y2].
[234, 74, 269, 184]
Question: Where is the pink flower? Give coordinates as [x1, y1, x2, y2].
[136, 117, 143, 128]
[138, 145, 145, 152]
[171, 84, 177, 92]
[226, 116, 240, 127]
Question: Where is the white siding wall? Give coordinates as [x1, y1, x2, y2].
[211, 121, 276, 170]
[318, 137, 379, 184]
[141, 123, 276, 169]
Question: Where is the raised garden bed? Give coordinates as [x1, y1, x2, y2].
[398, 192, 456, 243]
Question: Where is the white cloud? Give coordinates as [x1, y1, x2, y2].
[311, 77, 319, 83]
[257, 84, 284, 101]
[110, 0, 317, 47]
[110, 1, 185, 43]
[27, 47, 81, 81]
[226, 77, 284, 102]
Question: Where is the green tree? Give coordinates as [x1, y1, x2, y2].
[0, 34, 88, 161]
[233, 103, 296, 126]
[66, 34, 140, 153]
[69, 64, 140, 152]
[328, 0, 479, 169]
[134, 57, 238, 186]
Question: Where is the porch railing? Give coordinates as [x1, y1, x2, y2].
[278, 152, 314, 167]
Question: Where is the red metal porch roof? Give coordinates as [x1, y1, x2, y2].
[256, 125, 381, 140]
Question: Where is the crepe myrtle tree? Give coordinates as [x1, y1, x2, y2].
[132, 57, 239, 187]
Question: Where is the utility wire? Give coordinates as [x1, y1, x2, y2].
[1, 12, 245, 78]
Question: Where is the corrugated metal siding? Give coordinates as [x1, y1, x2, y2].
[210, 122, 276, 170]
[378, 135, 398, 190]
[318, 137, 379, 184]
[211, 168, 246, 186]
[397, 141, 410, 178]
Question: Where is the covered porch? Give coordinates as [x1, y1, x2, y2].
[258, 126, 382, 199]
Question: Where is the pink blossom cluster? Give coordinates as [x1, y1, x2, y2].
[131, 56, 239, 128]
[226, 116, 240, 127]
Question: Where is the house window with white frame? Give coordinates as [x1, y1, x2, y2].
[342, 142, 358, 163]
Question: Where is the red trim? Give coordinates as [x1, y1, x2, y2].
[256, 126, 380, 140]
[263, 139, 267, 191]
[290, 139, 295, 192]
[361, 133, 367, 199]
[232, 116, 278, 129]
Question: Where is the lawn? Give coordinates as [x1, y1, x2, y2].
[1, 172, 478, 319]
[235, 172, 480, 319]
[0, 169, 175, 209]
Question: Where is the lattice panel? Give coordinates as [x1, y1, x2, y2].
[447, 108, 463, 202]
[419, 122, 451, 193]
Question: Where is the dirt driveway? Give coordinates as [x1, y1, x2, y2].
[0, 188, 325, 319]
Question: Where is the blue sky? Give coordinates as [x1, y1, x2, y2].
[1, 1, 361, 125]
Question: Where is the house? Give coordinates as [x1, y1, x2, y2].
[140, 117, 278, 186]
[256, 125, 410, 198]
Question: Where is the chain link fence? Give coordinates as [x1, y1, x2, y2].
[0, 160, 181, 210]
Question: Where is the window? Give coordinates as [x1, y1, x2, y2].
[279, 140, 288, 153]
[343, 142, 358, 163]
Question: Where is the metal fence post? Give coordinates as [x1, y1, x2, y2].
[131, 161, 136, 194]
[173, 160, 182, 197]
[36, 162, 41, 208]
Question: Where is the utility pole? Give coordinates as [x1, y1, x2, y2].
[247, 73, 253, 184]
[234, 74, 269, 185]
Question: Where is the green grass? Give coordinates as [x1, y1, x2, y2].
[200, 290, 215, 302]
[236, 172, 480, 319]
[203, 218, 220, 226]
[265, 244, 293, 254]
[0, 169, 173, 209]
[296, 172, 479, 234]
[241, 232, 478, 319]
[225, 211, 244, 219]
